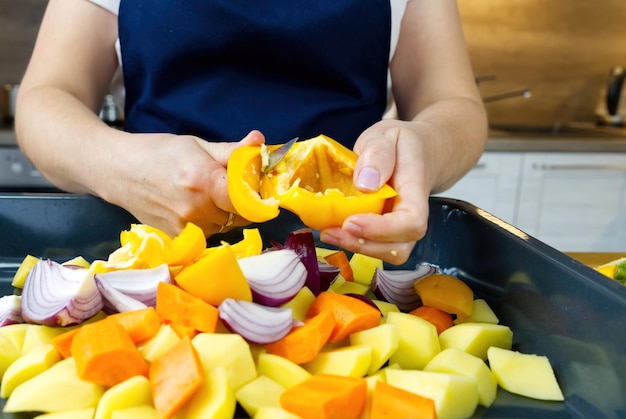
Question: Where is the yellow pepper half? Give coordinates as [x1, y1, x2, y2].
[227, 135, 397, 230]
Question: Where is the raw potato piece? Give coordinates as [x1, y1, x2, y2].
[93, 375, 152, 419]
[385, 369, 478, 419]
[349, 323, 399, 375]
[256, 353, 311, 389]
[438, 322, 513, 360]
[302, 344, 372, 377]
[424, 348, 497, 407]
[1, 343, 60, 399]
[236, 375, 286, 417]
[455, 299, 499, 324]
[487, 347, 564, 401]
[386, 312, 441, 369]
[4, 357, 104, 413]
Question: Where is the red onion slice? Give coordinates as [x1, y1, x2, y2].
[95, 277, 148, 314]
[284, 229, 321, 295]
[318, 261, 340, 291]
[218, 298, 295, 344]
[94, 264, 171, 307]
[21, 259, 103, 326]
[238, 249, 307, 306]
[371, 264, 436, 312]
[0, 295, 23, 326]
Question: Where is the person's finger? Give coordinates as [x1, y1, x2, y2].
[320, 222, 419, 265]
[195, 130, 266, 166]
[353, 128, 399, 192]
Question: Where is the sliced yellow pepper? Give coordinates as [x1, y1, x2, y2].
[227, 135, 397, 230]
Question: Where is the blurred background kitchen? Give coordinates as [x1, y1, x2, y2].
[1, 0, 625, 253]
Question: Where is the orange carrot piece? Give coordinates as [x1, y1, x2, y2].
[51, 328, 80, 359]
[370, 381, 436, 419]
[306, 291, 381, 343]
[70, 317, 149, 387]
[410, 305, 454, 335]
[324, 251, 354, 282]
[156, 282, 219, 333]
[265, 309, 335, 364]
[280, 374, 367, 419]
[150, 336, 204, 419]
[108, 306, 162, 343]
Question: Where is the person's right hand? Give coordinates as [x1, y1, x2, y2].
[102, 130, 265, 238]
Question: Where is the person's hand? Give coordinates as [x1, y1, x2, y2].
[105, 130, 265, 238]
[319, 119, 434, 264]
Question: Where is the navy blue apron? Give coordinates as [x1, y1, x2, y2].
[118, 0, 391, 147]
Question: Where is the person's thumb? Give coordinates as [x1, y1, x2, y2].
[195, 130, 266, 166]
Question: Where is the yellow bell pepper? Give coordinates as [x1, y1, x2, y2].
[227, 135, 397, 230]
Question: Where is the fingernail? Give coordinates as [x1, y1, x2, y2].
[343, 221, 363, 236]
[355, 167, 380, 191]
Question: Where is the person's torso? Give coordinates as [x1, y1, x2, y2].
[118, 0, 393, 146]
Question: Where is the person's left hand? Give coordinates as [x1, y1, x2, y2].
[319, 119, 434, 264]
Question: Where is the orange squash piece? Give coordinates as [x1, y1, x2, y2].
[370, 381, 436, 419]
[280, 374, 367, 419]
[150, 336, 204, 419]
[324, 251, 354, 282]
[265, 309, 335, 364]
[70, 317, 149, 387]
[107, 306, 162, 343]
[414, 273, 474, 318]
[410, 305, 454, 335]
[156, 282, 219, 334]
[306, 291, 381, 343]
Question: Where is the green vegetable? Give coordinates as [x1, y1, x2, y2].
[615, 261, 626, 284]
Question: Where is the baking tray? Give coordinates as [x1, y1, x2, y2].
[1, 193, 625, 418]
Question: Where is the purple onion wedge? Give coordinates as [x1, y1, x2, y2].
[95, 264, 171, 308]
[238, 249, 307, 307]
[0, 295, 23, 326]
[21, 259, 103, 326]
[284, 229, 321, 295]
[371, 264, 436, 312]
[218, 298, 295, 344]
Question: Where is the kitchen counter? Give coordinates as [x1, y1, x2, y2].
[486, 135, 626, 152]
[566, 252, 624, 267]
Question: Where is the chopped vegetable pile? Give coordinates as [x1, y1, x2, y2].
[0, 223, 565, 419]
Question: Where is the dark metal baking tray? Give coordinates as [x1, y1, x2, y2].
[1, 193, 625, 418]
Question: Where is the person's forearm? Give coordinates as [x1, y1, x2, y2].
[409, 95, 488, 194]
[15, 85, 127, 197]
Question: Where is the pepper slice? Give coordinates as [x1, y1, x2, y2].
[227, 145, 281, 223]
[228, 135, 397, 230]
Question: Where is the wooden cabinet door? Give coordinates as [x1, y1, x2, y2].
[517, 152, 626, 252]
[434, 152, 523, 225]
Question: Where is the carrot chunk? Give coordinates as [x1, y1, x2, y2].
[306, 291, 381, 343]
[370, 381, 436, 419]
[51, 328, 80, 359]
[410, 305, 454, 335]
[108, 306, 162, 343]
[149, 336, 204, 419]
[324, 251, 354, 282]
[265, 309, 335, 364]
[280, 374, 367, 419]
[70, 317, 149, 388]
[156, 282, 218, 333]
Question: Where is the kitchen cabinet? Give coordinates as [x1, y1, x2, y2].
[435, 151, 626, 252]
[516, 152, 626, 252]
[434, 152, 522, 226]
